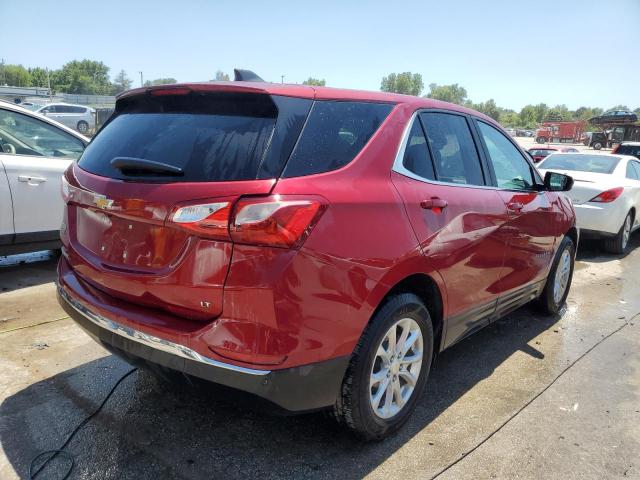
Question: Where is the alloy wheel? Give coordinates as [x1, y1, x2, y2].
[553, 248, 572, 304]
[369, 317, 423, 419]
[622, 215, 632, 250]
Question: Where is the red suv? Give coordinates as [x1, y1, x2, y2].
[57, 80, 577, 440]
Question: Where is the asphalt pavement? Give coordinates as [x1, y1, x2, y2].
[1, 236, 639, 480]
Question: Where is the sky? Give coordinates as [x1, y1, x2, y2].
[1, 0, 639, 111]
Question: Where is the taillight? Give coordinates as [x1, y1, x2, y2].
[61, 175, 71, 202]
[170, 202, 231, 240]
[169, 195, 326, 248]
[611, 144, 619, 154]
[589, 187, 624, 203]
[150, 87, 191, 96]
[231, 195, 326, 248]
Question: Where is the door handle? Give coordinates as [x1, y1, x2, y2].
[507, 201, 523, 213]
[18, 175, 47, 184]
[420, 197, 448, 211]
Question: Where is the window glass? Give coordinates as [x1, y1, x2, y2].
[402, 119, 435, 180]
[615, 144, 640, 158]
[0, 108, 85, 159]
[283, 101, 393, 177]
[56, 105, 72, 113]
[420, 112, 485, 186]
[478, 121, 534, 190]
[538, 154, 620, 174]
[626, 162, 638, 180]
[70, 106, 86, 114]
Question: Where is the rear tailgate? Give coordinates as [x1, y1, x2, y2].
[62, 87, 312, 320]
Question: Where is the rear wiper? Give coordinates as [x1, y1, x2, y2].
[110, 157, 184, 176]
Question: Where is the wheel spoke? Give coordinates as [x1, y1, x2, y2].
[376, 345, 391, 365]
[383, 380, 394, 416]
[399, 370, 417, 387]
[393, 379, 404, 408]
[370, 368, 388, 386]
[386, 326, 397, 355]
[396, 321, 410, 354]
[371, 378, 389, 410]
[400, 350, 423, 365]
[401, 331, 420, 357]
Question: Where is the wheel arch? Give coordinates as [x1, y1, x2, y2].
[367, 271, 446, 355]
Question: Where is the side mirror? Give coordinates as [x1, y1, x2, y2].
[544, 171, 573, 192]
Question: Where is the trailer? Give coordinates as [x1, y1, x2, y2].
[535, 121, 586, 144]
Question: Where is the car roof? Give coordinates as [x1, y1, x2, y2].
[39, 102, 90, 108]
[117, 81, 499, 126]
[0, 99, 90, 142]
[620, 141, 640, 146]
[529, 146, 558, 150]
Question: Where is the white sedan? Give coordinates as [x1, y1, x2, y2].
[0, 101, 89, 255]
[538, 152, 640, 254]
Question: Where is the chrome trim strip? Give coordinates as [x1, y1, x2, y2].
[58, 285, 271, 376]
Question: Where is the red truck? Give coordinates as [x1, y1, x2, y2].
[535, 121, 586, 144]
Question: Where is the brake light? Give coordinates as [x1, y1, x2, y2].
[170, 202, 231, 240]
[589, 187, 624, 203]
[231, 196, 326, 248]
[150, 87, 191, 96]
[611, 144, 619, 154]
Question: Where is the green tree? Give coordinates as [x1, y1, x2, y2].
[302, 77, 326, 86]
[111, 70, 132, 94]
[215, 70, 230, 81]
[519, 105, 538, 128]
[380, 72, 423, 96]
[144, 77, 177, 86]
[52, 59, 111, 94]
[28, 67, 49, 88]
[2, 64, 32, 87]
[426, 83, 467, 105]
[473, 99, 501, 121]
[500, 111, 520, 127]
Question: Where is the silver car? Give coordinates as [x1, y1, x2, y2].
[36, 103, 95, 134]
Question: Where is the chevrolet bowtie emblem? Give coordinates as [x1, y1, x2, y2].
[94, 194, 114, 210]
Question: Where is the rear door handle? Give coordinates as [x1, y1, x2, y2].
[18, 175, 47, 185]
[507, 201, 523, 213]
[420, 197, 448, 210]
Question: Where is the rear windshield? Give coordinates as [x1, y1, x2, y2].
[615, 144, 640, 158]
[539, 154, 621, 174]
[78, 92, 310, 182]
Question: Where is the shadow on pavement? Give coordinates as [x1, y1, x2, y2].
[576, 231, 640, 263]
[1, 306, 559, 480]
[0, 250, 59, 293]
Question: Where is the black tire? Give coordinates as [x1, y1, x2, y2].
[592, 141, 603, 150]
[77, 120, 89, 134]
[332, 293, 434, 441]
[537, 235, 575, 315]
[604, 211, 633, 255]
[536, 136, 547, 144]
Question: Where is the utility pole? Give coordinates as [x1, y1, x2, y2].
[1, 58, 4, 85]
[139, 71, 143, 87]
[281, 75, 284, 84]
[46, 67, 52, 102]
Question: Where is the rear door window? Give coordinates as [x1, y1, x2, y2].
[419, 112, 486, 186]
[282, 101, 393, 177]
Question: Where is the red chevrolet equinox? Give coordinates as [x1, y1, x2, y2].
[57, 78, 577, 440]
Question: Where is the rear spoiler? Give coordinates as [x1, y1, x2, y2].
[117, 82, 315, 101]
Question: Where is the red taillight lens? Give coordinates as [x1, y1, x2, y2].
[61, 175, 71, 202]
[611, 144, 619, 153]
[170, 202, 231, 240]
[589, 187, 624, 203]
[231, 196, 326, 248]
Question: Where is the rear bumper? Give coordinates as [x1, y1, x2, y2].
[57, 283, 349, 413]
[574, 203, 626, 236]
